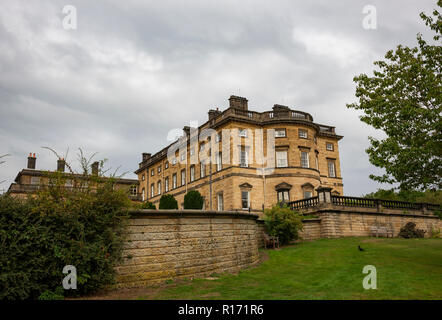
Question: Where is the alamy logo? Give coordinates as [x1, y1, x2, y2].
[62, 5, 77, 30]
[362, 265, 377, 289]
[62, 265, 77, 289]
[362, 5, 377, 30]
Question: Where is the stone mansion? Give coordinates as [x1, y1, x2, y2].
[135, 96, 344, 213]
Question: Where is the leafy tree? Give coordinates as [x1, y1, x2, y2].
[183, 190, 204, 209]
[264, 204, 303, 245]
[347, 1, 442, 190]
[159, 194, 178, 209]
[364, 188, 442, 205]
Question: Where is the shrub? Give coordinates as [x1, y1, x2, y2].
[264, 204, 303, 245]
[0, 174, 130, 300]
[184, 190, 204, 209]
[398, 222, 426, 238]
[141, 201, 156, 210]
[159, 194, 178, 209]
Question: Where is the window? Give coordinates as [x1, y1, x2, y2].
[141, 188, 145, 201]
[315, 154, 319, 170]
[216, 152, 222, 171]
[151, 184, 154, 197]
[181, 169, 185, 186]
[190, 147, 195, 156]
[301, 151, 309, 168]
[157, 180, 162, 195]
[130, 185, 138, 196]
[326, 142, 334, 151]
[215, 133, 221, 143]
[277, 190, 290, 203]
[328, 160, 336, 178]
[180, 153, 186, 162]
[30, 176, 40, 185]
[241, 191, 250, 210]
[165, 162, 169, 169]
[165, 177, 169, 192]
[276, 150, 288, 168]
[190, 165, 195, 182]
[217, 193, 224, 211]
[200, 161, 205, 178]
[141, 174, 145, 181]
[299, 129, 308, 139]
[172, 158, 177, 165]
[239, 147, 249, 167]
[151, 169, 154, 176]
[65, 179, 73, 188]
[275, 129, 286, 138]
[172, 173, 177, 189]
[304, 191, 313, 198]
[158, 166, 161, 173]
[239, 129, 247, 137]
[200, 143, 205, 151]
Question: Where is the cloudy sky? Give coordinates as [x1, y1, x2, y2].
[0, 0, 437, 195]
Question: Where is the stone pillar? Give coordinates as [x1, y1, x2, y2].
[316, 187, 332, 204]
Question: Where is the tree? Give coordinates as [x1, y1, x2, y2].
[159, 194, 178, 209]
[264, 204, 303, 245]
[347, 1, 441, 191]
[183, 190, 204, 209]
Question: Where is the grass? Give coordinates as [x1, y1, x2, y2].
[134, 237, 442, 300]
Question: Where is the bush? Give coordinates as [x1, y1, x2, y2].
[0, 174, 130, 300]
[264, 204, 303, 245]
[184, 190, 204, 209]
[141, 201, 156, 210]
[159, 194, 178, 209]
[398, 222, 426, 238]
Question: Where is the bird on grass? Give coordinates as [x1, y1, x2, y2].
[358, 245, 365, 251]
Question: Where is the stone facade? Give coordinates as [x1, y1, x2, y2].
[116, 210, 260, 288]
[135, 96, 344, 213]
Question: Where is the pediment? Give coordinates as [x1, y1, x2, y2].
[275, 182, 292, 191]
[239, 182, 253, 189]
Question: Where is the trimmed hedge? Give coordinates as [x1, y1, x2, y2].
[0, 175, 130, 300]
[184, 190, 204, 209]
[159, 194, 178, 209]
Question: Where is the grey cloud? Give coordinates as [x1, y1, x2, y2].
[0, 0, 438, 194]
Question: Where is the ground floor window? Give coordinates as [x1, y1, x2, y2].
[277, 189, 290, 203]
[217, 193, 224, 211]
[241, 191, 250, 210]
[303, 191, 313, 198]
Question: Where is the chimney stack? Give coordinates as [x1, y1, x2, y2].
[27, 153, 36, 169]
[229, 95, 248, 110]
[183, 126, 191, 137]
[208, 108, 222, 121]
[57, 158, 65, 172]
[142, 153, 151, 162]
[91, 161, 99, 175]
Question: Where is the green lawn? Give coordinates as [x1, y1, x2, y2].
[136, 237, 442, 300]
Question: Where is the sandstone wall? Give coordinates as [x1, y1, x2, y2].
[115, 210, 260, 288]
[299, 219, 321, 240]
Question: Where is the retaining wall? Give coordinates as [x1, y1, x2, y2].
[115, 210, 260, 288]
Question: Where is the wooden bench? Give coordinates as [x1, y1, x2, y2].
[263, 232, 279, 249]
[370, 225, 394, 238]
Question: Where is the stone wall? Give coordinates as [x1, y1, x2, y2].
[115, 210, 260, 288]
[298, 205, 441, 240]
[299, 219, 321, 240]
